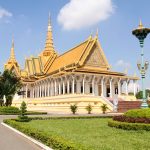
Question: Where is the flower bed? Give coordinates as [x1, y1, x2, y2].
[108, 109, 150, 130]
[113, 115, 150, 124]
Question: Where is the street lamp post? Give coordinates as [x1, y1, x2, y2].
[132, 21, 150, 108]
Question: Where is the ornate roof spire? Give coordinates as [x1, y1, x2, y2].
[96, 28, 99, 38]
[10, 37, 16, 61]
[44, 13, 55, 53]
[138, 19, 144, 29]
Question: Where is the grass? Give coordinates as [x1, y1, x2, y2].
[5, 118, 150, 150]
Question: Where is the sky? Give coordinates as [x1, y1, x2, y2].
[0, 0, 149, 88]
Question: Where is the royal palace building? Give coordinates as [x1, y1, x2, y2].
[4, 16, 139, 113]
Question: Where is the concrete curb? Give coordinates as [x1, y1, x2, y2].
[1, 122, 53, 150]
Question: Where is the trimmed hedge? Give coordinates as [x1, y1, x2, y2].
[124, 108, 150, 118]
[108, 120, 150, 131]
[0, 106, 47, 115]
[0, 106, 20, 114]
[4, 119, 88, 150]
[29, 115, 113, 121]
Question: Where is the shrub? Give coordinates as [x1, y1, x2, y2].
[108, 120, 150, 131]
[70, 104, 78, 114]
[85, 104, 92, 114]
[128, 92, 134, 96]
[136, 89, 150, 99]
[4, 119, 87, 150]
[0, 106, 20, 114]
[100, 104, 108, 114]
[124, 108, 150, 118]
[18, 101, 29, 122]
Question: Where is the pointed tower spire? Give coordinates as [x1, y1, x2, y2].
[44, 13, 55, 53]
[4, 37, 20, 76]
[138, 19, 144, 29]
[10, 37, 16, 61]
[96, 28, 99, 38]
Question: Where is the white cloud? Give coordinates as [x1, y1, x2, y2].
[116, 59, 131, 69]
[57, 0, 115, 30]
[0, 7, 12, 19]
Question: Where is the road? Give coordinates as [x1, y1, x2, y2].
[0, 115, 42, 150]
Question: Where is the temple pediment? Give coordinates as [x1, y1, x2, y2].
[82, 41, 110, 70]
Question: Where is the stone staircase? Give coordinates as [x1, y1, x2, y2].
[117, 101, 142, 112]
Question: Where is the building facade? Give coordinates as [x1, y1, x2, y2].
[5, 16, 138, 113]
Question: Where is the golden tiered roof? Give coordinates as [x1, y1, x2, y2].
[4, 15, 139, 82]
[47, 35, 110, 74]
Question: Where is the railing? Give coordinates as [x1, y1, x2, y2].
[100, 96, 114, 108]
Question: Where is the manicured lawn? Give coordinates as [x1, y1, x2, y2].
[5, 118, 150, 150]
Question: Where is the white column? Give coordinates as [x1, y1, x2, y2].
[44, 81, 47, 97]
[83, 76, 85, 94]
[118, 79, 121, 95]
[133, 80, 136, 96]
[125, 80, 129, 95]
[37, 86, 38, 98]
[92, 76, 95, 95]
[51, 81, 55, 96]
[50, 81, 52, 96]
[63, 80, 65, 94]
[59, 81, 61, 95]
[67, 79, 70, 94]
[109, 78, 113, 98]
[40, 83, 42, 97]
[32, 86, 34, 98]
[25, 84, 28, 98]
[54, 80, 57, 96]
[47, 81, 50, 97]
[72, 77, 75, 94]
[101, 78, 104, 96]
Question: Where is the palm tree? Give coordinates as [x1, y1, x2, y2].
[85, 104, 92, 114]
[70, 104, 78, 114]
[0, 70, 22, 106]
[101, 104, 108, 114]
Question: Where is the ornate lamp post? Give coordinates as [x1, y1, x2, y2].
[132, 21, 150, 108]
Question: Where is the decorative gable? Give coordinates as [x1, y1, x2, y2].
[83, 43, 110, 69]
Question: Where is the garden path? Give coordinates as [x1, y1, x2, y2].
[0, 115, 42, 150]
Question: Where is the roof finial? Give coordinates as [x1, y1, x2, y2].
[48, 12, 52, 32]
[12, 35, 14, 49]
[88, 30, 93, 39]
[10, 36, 15, 61]
[96, 28, 99, 37]
[139, 19, 144, 29]
[44, 13, 56, 53]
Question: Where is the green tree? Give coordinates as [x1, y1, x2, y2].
[85, 104, 92, 114]
[0, 70, 22, 106]
[136, 89, 150, 99]
[18, 101, 29, 122]
[20, 101, 27, 116]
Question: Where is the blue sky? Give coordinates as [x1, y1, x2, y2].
[0, 0, 149, 87]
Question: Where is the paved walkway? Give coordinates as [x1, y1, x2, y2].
[0, 115, 42, 150]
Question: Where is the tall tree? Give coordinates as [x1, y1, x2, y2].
[0, 70, 22, 106]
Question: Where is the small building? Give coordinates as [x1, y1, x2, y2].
[5, 16, 139, 113]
